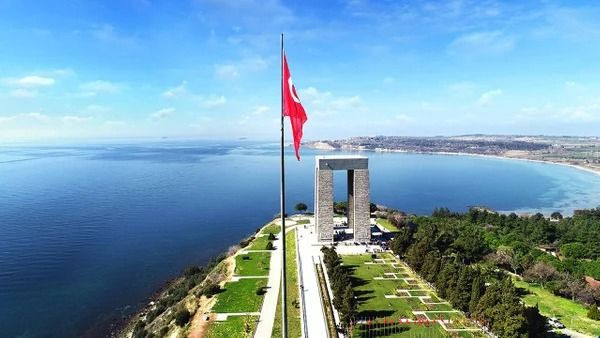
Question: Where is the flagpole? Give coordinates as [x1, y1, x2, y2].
[279, 32, 288, 338]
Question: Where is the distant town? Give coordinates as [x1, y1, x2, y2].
[307, 135, 600, 174]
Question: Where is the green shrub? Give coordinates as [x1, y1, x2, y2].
[256, 287, 266, 295]
[174, 309, 191, 327]
[266, 242, 274, 250]
[200, 283, 221, 297]
[183, 266, 201, 277]
[268, 233, 276, 240]
[588, 305, 600, 320]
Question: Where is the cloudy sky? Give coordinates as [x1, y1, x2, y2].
[1, 0, 600, 142]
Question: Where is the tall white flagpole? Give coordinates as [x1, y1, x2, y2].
[280, 32, 288, 338]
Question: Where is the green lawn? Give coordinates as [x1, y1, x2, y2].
[376, 218, 400, 232]
[295, 219, 310, 225]
[247, 235, 274, 250]
[271, 230, 302, 338]
[205, 316, 258, 338]
[212, 278, 268, 313]
[261, 223, 281, 235]
[342, 253, 481, 337]
[513, 278, 600, 336]
[235, 252, 271, 276]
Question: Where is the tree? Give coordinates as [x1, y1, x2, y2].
[390, 227, 413, 258]
[550, 211, 563, 220]
[451, 265, 475, 312]
[268, 233, 276, 240]
[265, 241, 274, 250]
[174, 309, 191, 327]
[588, 305, 600, 320]
[452, 225, 489, 263]
[469, 273, 485, 314]
[295, 202, 308, 213]
[524, 304, 547, 337]
[560, 242, 588, 259]
[524, 262, 558, 288]
[340, 284, 357, 328]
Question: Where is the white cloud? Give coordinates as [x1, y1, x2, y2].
[61, 115, 93, 123]
[299, 86, 362, 116]
[214, 57, 267, 81]
[151, 107, 175, 119]
[16, 75, 55, 87]
[162, 81, 188, 99]
[0, 112, 51, 125]
[104, 120, 127, 127]
[215, 64, 240, 80]
[252, 105, 270, 115]
[84, 105, 112, 114]
[202, 95, 227, 109]
[80, 80, 121, 94]
[477, 89, 503, 106]
[448, 31, 515, 56]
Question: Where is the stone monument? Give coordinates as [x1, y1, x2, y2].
[314, 155, 370, 242]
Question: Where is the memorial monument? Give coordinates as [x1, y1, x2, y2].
[314, 155, 371, 242]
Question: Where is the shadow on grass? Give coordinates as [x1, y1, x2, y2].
[353, 323, 410, 337]
[357, 310, 396, 318]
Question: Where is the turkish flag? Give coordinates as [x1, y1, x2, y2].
[283, 52, 307, 160]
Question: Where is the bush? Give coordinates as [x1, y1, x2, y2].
[266, 242, 274, 250]
[268, 233, 276, 240]
[561, 243, 588, 259]
[588, 305, 600, 320]
[239, 237, 254, 248]
[174, 309, 191, 327]
[159, 326, 169, 336]
[256, 287, 266, 295]
[199, 283, 220, 297]
[183, 266, 201, 277]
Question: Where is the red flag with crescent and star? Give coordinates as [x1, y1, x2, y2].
[282, 51, 307, 160]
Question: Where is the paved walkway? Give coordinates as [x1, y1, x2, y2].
[253, 230, 284, 338]
[297, 223, 328, 337]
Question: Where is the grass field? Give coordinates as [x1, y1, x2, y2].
[212, 278, 268, 313]
[513, 278, 600, 336]
[376, 218, 400, 232]
[295, 219, 310, 225]
[261, 223, 281, 235]
[235, 252, 271, 276]
[271, 229, 302, 338]
[247, 234, 274, 250]
[342, 253, 482, 337]
[205, 316, 258, 338]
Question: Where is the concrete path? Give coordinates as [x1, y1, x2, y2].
[297, 223, 328, 337]
[253, 231, 283, 338]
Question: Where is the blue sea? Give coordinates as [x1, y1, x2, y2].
[2, 140, 600, 337]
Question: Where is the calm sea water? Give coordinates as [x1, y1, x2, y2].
[2, 140, 600, 337]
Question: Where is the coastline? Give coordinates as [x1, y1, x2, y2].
[313, 145, 600, 178]
[310, 145, 600, 215]
[116, 220, 279, 338]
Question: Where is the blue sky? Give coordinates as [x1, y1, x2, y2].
[1, 0, 600, 142]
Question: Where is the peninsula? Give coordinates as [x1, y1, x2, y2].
[307, 135, 600, 175]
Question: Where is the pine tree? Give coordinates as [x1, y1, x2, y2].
[469, 272, 485, 315]
[452, 265, 475, 312]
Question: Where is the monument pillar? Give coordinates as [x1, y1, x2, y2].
[314, 156, 370, 243]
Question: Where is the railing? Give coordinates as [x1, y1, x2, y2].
[296, 230, 309, 338]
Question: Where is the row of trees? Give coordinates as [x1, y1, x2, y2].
[389, 216, 547, 336]
[320, 246, 357, 332]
